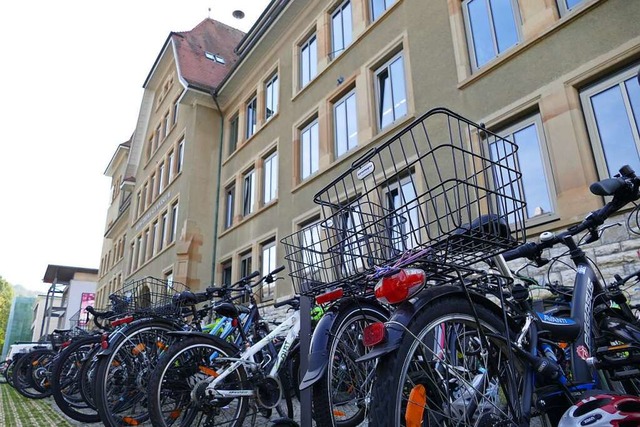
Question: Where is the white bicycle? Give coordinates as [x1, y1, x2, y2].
[147, 274, 301, 427]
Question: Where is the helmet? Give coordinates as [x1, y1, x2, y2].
[558, 393, 640, 427]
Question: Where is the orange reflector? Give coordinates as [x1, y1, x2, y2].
[315, 288, 344, 305]
[199, 366, 219, 378]
[169, 409, 182, 420]
[156, 341, 168, 351]
[363, 322, 386, 347]
[32, 360, 39, 366]
[122, 417, 140, 426]
[609, 344, 631, 351]
[405, 384, 427, 427]
[111, 360, 121, 367]
[333, 409, 346, 417]
[131, 343, 146, 356]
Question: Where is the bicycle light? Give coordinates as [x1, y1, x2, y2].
[315, 288, 344, 305]
[363, 322, 386, 347]
[374, 268, 426, 304]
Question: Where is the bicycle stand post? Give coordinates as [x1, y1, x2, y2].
[299, 294, 313, 427]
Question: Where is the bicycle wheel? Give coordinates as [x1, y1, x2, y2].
[94, 319, 178, 427]
[370, 296, 524, 426]
[50, 334, 101, 423]
[79, 344, 102, 410]
[12, 348, 56, 399]
[147, 335, 249, 427]
[313, 302, 389, 427]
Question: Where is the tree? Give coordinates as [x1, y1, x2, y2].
[0, 276, 15, 349]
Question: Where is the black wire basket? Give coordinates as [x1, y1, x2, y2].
[283, 108, 526, 294]
[111, 276, 188, 316]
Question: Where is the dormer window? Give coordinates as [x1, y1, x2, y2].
[205, 51, 226, 64]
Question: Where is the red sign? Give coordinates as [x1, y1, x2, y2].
[79, 292, 96, 327]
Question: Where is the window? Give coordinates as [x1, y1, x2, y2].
[386, 175, 419, 251]
[142, 183, 148, 211]
[151, 220, 158, 256]
[261, 241, 276, 300]
[339, 204, 365, 275]
[300, 120, 320, 179]
[301, 219, 323, 278]
[246, 96, 257, 139]
[300, 34, 318, 88]
[154, 125, 161, 150]
[265, 74, 279, 120]
[331, 1, 353, 59]
[129, 241, 136, 273]
[376, 53, 407, 129]
[136, 191, 142, 218]
[463, 0, 521, 69]
[225, 185, 235, 229]
[371, 0, 395, 21]
[243, 169, 256, 216]
[334, 90, 358, 157]
[137, 235, 144, 268]
[263, 151, 278, 204]
[158, 162, 165, 194]
[177, 139, 184, 173]
[160, 211, 168, 251]
[240, 251, 253, 279]
[167, 150, 174, 183]
[163, 113, 170, 139]
[229, 115, 239, 154]
[557, 0, 584, 16]
[142, 229, 150, 262]
[169, 201, 179, 243]
[165, 271, 173, 291]
[494, 114, 553, 220]
[221, 261, 233, 286]
[581, 65, 640, 179]
[172, 99, 179, 125]
[149, 173, 156, 200]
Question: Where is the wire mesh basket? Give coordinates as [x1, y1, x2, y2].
[110, 276, 188, 316]
[68, 309, 90, 335]
[283, 108, 526, 293]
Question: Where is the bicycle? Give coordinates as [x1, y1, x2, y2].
[146, 266, 302, 427]
[364, 164, 640, 426]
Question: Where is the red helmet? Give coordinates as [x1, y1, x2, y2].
[558, 393, 640, 427]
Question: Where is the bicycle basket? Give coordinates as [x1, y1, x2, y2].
[313, 107, 526, 273]
[112, 276, 188, 316]
[281, 213, 387, 296]
[68, 309, 90, 335]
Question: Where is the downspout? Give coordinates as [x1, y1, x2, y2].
[210, 89, 224, 284]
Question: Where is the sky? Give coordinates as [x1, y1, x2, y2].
[0, 0, 272, 293]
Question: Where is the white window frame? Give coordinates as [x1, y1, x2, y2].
[263, 151, 278, 204]
[557, 0, 584, 16]
[375, 52, 408, 130]
[370, 0, 395, 21]
[265, 74, 279, 120]
[224, 185, 235, 229]
[495, 113, 556, 222]
[261, 240, 277, 300]
[246, 96, 257, 139]
[462, 0, 522, 70]
[334, 89, 358, 158]
[331, 0, 353, 59]
[169, 201, 179, 243]
[242, 169, 256, 216]
[300, 33, 318, 88]
[581, 64, 640, 180]
[300, 119, 320, 180]
[177, 139, 184, 173]
[229, 115, 239, 155]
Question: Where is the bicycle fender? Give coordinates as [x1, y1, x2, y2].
[299, 309, 337, 390]
[357, 285, 507, 362]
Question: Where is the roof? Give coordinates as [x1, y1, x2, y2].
[144, 18, 245, 93]
[42, 265, 98, 285]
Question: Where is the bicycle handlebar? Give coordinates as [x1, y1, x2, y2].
[503, 165, 640, 264]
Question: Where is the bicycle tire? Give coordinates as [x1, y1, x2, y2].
[312, 302, 389, 427]
[147, 335, 249, 427]
[12, 348, 56, 399]
[93, 319, 179, 427]
[50, 334, 102, 423]
[370, 296, 524, 426]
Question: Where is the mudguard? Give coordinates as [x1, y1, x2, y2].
[299, 298, 388, 390]
[357, 284, 511, 362]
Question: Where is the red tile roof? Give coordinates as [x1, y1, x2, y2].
[171, 18, 245, 92]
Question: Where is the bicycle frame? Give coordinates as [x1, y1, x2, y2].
[204, 309, 301, 398]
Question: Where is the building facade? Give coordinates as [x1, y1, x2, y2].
[98, 0, 640, 303]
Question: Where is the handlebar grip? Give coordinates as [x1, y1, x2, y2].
[245, 270, 261, 281]
[620, 164, 636, 178]
[273, 297, 299, 309]
[271, 265, 286, 275]
[502, 242, 539, 262]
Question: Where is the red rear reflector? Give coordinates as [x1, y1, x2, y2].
[231, 318, 239, 328]
[315, 288, 344, 305]
[111, 316, 134, 327]
[61, 340, 72, 349]
[101, 333, 109, 349]
[363, 322, 386, 347]
[374, 269, 426, 305]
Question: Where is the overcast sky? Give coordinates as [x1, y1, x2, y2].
[0, 0, 271, 293]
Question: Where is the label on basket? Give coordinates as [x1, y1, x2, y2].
[356, 161, 375, 180]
